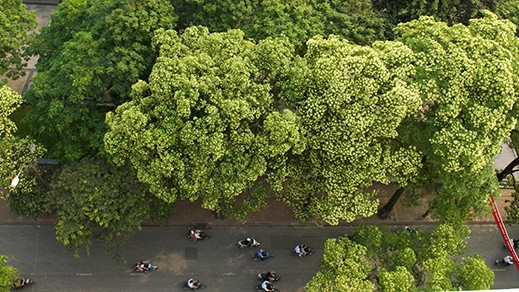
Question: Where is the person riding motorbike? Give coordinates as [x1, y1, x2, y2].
[12, 278, 26, 289]
[187, 278, 201, 289]
[135, 261, 148, 272]
[506, 238, 519, 249]
[189, 229, 208, 241]
[294, 244, 311, 257]
[258, 271, 278, 282]
[193, 230, 203, 240]
[244, 238, 255, 247]
[256, 249, 269, 260]
[260, 280, 274, 292]
[13, 278, 25, 288]
[496, 255, 514, 266]
[135, 261, 157, 272]
[238, 237, 260, 248]
[11, 278, 33, 289]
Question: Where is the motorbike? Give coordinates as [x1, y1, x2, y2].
[495, 256, 514, 266]
[11, 278, 34, 289]
[503, 238, 519, 249]
[134, 261, 159, 273]
[188, 229, 210, 241]
[182, 279, 206, 290]
[293, 244, 314, 257]
[252, 249, 273, 260]
[238, 237, 261, 248]
[258, 272, 280, 282]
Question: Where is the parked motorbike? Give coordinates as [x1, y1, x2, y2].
[238, 237, 260, 248]
[134, 261, 158, 273]
[293, 244, 314, 257]
[252, 249, 273, 260]
[258, 271, 280, 282]
[11, 278, 34, 289]
[188, 229, 210, 241]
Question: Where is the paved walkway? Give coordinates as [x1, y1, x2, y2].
[0, 184, 513, 227]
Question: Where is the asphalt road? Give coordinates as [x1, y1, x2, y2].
[1, 224, 518, 291]
[466, 224, 519, 290]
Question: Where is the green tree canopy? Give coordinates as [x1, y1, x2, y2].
[455, 254, 495, 290]
[306, 236, 375, 291]
[0, 0, 36, 83]
[105, 27, 304, 216]
[378, 266, 416, 292]
[24, 0, 177, 160]
[242, 0, 390, 50]
[173, 0, 256, 32]
[174, 0, 390, 51]
[495, 0, 519, 35]
[274, 35, 422, 224]
[394, 12, 519, 223]
[0, 254, 17, 291]
[373, 0, 495, 26]
[46, 156, 174, 257]
[0, 86, 44, 198]
[307, 224, 494, 291]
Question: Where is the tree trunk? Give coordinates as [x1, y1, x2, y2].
[377, 187, 404, 220]
[497, 157, 519, 182]
[375, 156, 519, 220]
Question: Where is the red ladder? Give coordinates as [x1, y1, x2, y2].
[489, 197, 519, 270]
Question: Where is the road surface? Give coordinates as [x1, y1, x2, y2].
[2, 224, 518, 291]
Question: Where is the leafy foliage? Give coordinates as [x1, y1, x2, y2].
[105, 27, 303, 217]
[495, 0, 519, 35]
[0, 254, 17, 291]
[23, 0, 177, 160]
[243, 0, 390, 50]
[0, 85, 20, 149]
[379, 266, 416, 292]
[47, 156, 174, 258]
[373, 0, 495, 26]
[174, 0, 390, 51]
[0, 0, 36, 83]
[0, 86, 44, 199]
[7, 169, 49, 219]
[506, 190, 519, 224]
[395, 12, 519, 223]
[306, 236, 375, 292]
[455, 254, 495, 290]
[173, 0, 256, 32]
[308, 224, 494, 291]
[275, 35, 422, 224]
[216, 182, 270, 221]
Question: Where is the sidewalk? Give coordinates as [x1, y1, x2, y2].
[0, 184, 512, 227]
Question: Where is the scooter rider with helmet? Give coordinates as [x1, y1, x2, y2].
[260, 280, 274, 291]
[187, 278, 201, 289]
